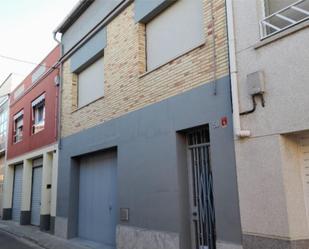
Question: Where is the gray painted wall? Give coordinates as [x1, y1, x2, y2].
[56, 76, 242, 246]
[62, 0, 179, 55]
[134, 0, 177, 23]
[62, 0, 124, 54]
[70, 28, 106, 73]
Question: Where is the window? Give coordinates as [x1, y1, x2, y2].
[264, 0, 297, 15]
[32, 94, 45, 134]
[146, 0, 205, 71]
[0, 109, 8, 149]
[14, 84, 24, 100]
[261, 0, 309, 38]
[78, 57, 104, 108]
[0, 174, 4, 193]
[13, 110, 23, 143]
[32, 63, 47, 83]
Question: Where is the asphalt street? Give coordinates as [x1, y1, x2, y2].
[0, 230, 40, 249]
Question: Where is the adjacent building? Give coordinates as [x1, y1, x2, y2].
[0, 74, 23, 217]
[53, 0, 242, 249]
[231, 0, 309, 248]
[2, 0, 307, 248]
[2, 46, 60, 232]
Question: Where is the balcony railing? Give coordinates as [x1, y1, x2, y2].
[260, 0, 309, 39]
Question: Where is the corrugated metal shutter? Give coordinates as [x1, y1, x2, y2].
[78, 150, 117, 246]
[31, 166, 42, 226]
[12, 164, 23, 222]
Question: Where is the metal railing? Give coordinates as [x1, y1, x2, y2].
[260, 0, 309, 39]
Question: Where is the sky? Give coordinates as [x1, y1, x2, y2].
[0, 0, 80, 87]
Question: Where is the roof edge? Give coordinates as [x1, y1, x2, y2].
[53, 0, 95, 34]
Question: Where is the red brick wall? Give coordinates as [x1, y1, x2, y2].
[7, 46, 60, 159]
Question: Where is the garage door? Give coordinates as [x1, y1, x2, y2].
[78, 150, 117, 247]
[12, 164, 23, 222]
[31, 166, 42, 226]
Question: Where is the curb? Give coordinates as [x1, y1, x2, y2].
[0, 226, 45, 249]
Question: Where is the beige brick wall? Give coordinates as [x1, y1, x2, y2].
[61, 0, 229, 138]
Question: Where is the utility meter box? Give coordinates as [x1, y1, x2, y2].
[247, 71, 265, 96]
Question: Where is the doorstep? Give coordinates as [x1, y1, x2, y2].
[0, 220, 88, 249]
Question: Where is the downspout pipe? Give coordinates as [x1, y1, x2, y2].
[53, 31, 63, 149]
[226, 0, 251, 138]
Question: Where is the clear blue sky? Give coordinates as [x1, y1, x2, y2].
[0, 0, 79, 86]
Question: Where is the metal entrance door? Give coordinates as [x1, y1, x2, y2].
[31, 166, 42, 226]
[78, 150, 117, 246]
[187, 126, 216, 249]
[12, 164, 23, 222]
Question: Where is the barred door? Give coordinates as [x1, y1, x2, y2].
[187, 127, 216, 249]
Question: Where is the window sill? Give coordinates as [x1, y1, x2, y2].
[255, 19, 309, 49]
[32, 128, 45, 135]
[139, 42, 206, 79]
[71, 95, 105, 113]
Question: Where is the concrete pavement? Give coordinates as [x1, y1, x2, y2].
[0, 220, 89, 249]
[0, 229, 42, 249]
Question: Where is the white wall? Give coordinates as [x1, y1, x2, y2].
[233, 0, 309, 241]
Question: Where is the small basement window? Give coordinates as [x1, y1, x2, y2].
[13, 110, 23, 143]
[32, 94, 45, 134]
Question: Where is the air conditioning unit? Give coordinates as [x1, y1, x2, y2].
[54, 75, 60, 86]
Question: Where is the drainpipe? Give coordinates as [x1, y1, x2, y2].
[53, 31, 63, 149]
[226, 0, 251, 138]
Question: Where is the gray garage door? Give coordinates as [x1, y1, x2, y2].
[31, 166, 42, 226]
[78, 150, 117, 247]
[12, 164, 23, 222]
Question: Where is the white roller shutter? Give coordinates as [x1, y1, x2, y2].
[78, 57, 104, 108]
[146, 0, 205, 71]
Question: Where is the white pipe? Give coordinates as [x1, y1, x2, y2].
[226, 0, 251, 138]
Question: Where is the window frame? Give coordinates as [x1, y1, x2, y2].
[13, 110, 24, 144]
[31, 94, 46, 135]
[260, 0, 309, 39]
[77, 56, 105, 109]
[144, 0, 206, 72]
[0, 109, 8, 147]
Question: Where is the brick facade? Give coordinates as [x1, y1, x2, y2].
[61, 0, 229, 138]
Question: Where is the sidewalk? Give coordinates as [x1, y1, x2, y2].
[0, 220, 89, 249]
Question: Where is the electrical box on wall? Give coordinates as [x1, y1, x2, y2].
[247, 71, 265, 96]
[120, 208, 129, 222]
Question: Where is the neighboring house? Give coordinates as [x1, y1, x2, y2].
[231, 0, 309, 248]
[53, 0, 242, 249]
[2, 46, 60, 232]
[0, 74, 22, 217]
